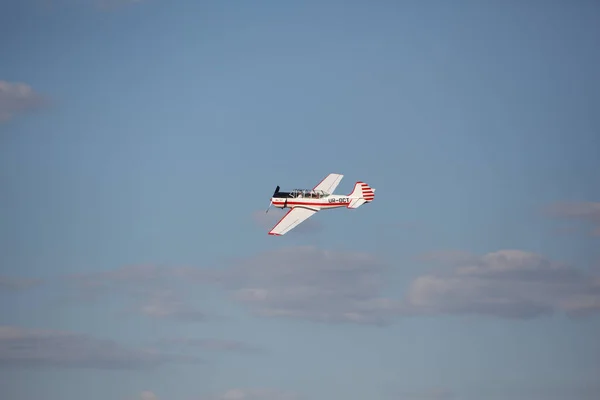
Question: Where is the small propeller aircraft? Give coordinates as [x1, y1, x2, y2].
[265, 173, 375, 235]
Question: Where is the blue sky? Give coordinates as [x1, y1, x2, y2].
[1, 1, 600, 399]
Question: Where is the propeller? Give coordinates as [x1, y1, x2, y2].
[266, 185, 280, 213]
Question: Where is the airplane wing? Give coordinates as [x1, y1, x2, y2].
[313, 173, 344, 194]
[268, 207, 318, 236]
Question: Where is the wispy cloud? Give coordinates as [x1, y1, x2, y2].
[95, 0, 146, 10]
[60, 244, 600, 326]
[65, 265, 208, 322]
[0, 325, 201, 370]
[0, 276, 43, 291]
[33, 0, 147, 12]
[0, 80, 48, 123]
[204, 388, 302, 400]
[135, 288, 206, 322]
[545, 201, 600, 236]
[397, 388, 455, 400]
[415, 250, 479, 266]
[156, 338, 264, 353]
[65, 247, 403, 326]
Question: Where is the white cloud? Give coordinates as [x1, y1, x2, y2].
[140, 391, 158, 400]
[66, 247, 402, 326]
[215, 246, 403, 325]
[403, 249, 600, 319]
[64, 246, 600, 324]
[0, 80, 47, 123]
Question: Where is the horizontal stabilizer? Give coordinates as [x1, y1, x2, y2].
[348, 198, 367, 209]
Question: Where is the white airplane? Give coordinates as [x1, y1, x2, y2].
[265, 173, 376, 236]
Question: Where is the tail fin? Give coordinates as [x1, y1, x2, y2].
[347, 181, 375, 209]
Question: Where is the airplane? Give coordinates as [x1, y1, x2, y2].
[265, 173, 375, 236]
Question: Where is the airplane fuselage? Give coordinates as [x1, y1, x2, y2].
[271, 193, 355, 211]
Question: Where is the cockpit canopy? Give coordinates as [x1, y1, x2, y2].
[290, 189, 329, 199]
